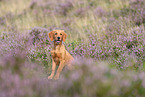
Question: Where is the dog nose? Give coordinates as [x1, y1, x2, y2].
[57, 37, 60, 40]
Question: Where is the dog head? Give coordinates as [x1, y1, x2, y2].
[48, 30, 67, 44]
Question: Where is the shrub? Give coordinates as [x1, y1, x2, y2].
[1, 54, 145, 97]
[28, 27, 52, 67]
[70, 25, 145, 70]
[46, 58, 145, 97]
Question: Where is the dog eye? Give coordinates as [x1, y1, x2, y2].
[60, 33, 62, 35]
[55, 33, 57, 35]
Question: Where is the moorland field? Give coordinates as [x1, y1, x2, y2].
[0, 0, 145, 97]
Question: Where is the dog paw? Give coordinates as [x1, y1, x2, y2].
[54, 75, 59, 80]
[48, 76, 53, 79]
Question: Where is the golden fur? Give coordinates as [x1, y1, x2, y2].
[48, 30, 74, 80]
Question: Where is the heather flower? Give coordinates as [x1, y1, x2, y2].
[61, 18, 72, 26]
[48, 57, 145, 97]
[129, 0, 145, 25]
[55, 1, 73, 16]
[75, 8, 86, 17]
[94, 6, 108, 17]
[0, 17, 6, 25]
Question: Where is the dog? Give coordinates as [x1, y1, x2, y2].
[48, 30, 74, 80]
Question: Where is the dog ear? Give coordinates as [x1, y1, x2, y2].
[48, 31, 54, 41]
[63, 31, 67, 42]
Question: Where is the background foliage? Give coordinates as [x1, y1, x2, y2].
[0, 0, 145, 97]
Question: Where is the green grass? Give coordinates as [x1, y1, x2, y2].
[0, 0, 130, 40]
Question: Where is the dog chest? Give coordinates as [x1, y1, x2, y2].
[51, 50, 62, 59]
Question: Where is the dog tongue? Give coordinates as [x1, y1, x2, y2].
[56, 41, 60, 43]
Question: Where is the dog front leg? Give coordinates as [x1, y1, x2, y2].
[54, 60, 65, 80]
[48, 59, 56, 79]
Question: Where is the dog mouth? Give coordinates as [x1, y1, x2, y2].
[55, 40, 61, 43]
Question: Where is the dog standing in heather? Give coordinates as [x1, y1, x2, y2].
[48, 30, 74, 80]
